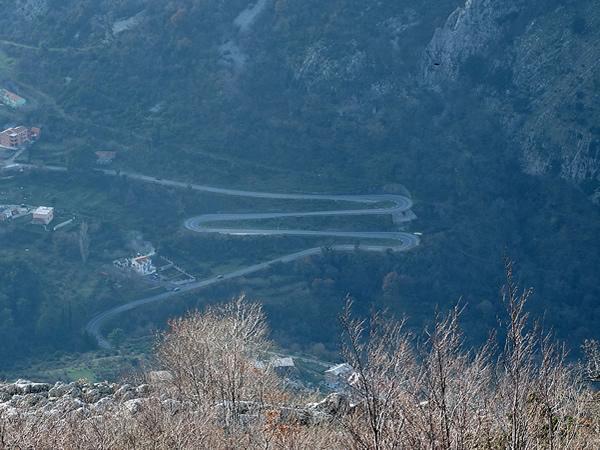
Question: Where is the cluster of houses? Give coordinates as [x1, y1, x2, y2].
[253, 357, 358, 392]
[0, 126, 41, 149]
[324, 363, 356, 390]
[0, 89, 42, 151]
[0, 205, 54, 225]
[0, 204, 29, 222]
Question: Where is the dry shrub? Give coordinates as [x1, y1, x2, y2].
[1, 271, 598, 449]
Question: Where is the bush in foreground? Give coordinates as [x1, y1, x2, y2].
[0, 264, 598, 449]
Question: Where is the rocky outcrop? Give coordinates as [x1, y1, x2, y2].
[422, 0, 524, 87]
[0, 379, 352, 426]
[307, 392, 350, 417]
[511, 2, 600, 191]
[0, 379, 135, 418]
[422, 0, 600, 197]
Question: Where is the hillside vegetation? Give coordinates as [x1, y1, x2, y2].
[0, 0, 598, 367]
[1, 276, 599, 449]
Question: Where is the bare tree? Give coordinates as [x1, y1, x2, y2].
[339, 298, 415, 450]
[156, 296, 283, 426]
[496, 260, 537, 450]
[582, 339, 600, 383]
[416, 305, 494, 450]
[1, 278, 599, 449]
[494, 260, 591, 450]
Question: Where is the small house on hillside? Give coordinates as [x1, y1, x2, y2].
[0, 126, 41, 149]
[0, 89, 26, 108]
[32, 206, 54, 225]
[95, 151, 117, 165]
[0, 208, 13, 221]
[269, 357, 297, 377]
[130, 254, 156, 276]
[325, 363, 355, 390]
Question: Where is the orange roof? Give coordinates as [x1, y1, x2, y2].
[6, 92, 22, 101]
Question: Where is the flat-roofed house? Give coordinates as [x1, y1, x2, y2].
[0, 126, 40, 149]
[32, 206, 54, 225]
[0, 89, 26, 108]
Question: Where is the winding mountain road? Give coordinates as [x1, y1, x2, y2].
[43, 168, 419, 349]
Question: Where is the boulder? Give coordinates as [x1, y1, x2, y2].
[94, 396, 115, 413]
[114, 384, 133, 400]
[51, 396, 85, 413]
[20, 382, 51, 394]
[161, 398, 183, 415]
[124, 398, 145, 415]
[96, 382, 116, 397]
[2, 384, 23, 396]
[307, 392, 350, 417]
[135, 384, 151, 395]
[49, 382, 83, 400]
[48, 382, 69, 399]
[82, 388, 102, 404]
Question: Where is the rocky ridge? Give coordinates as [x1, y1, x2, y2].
[0, 377, 350, 425]
[421, 0, 600, 198]
[422, 0, 525, 87]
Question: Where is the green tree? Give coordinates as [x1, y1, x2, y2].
[108, 328, 125, 348]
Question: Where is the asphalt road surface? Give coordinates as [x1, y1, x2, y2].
[11, 165, 419, 348]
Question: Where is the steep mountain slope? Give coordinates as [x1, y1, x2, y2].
[0, 0, 598, 362]
[423, 0, 600, 198]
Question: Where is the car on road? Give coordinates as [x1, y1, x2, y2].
[216, 275, 224, 279]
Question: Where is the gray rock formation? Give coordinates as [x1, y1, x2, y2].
[307, 392, 351, 417]
[422, 0, 524, 87]
[0, 378, 352, 426]
[421, 0, 600, 198]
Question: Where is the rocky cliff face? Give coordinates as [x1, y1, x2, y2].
[422, 0, 525, 86]
[421, 0, 600, 201]
[512, 2, 600, 192]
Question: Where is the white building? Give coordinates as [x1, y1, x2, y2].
[130, 254, 156, 275]
[32, 206, 54, 225]
[270, 357, 295, 368]
[269, 357, 296, 376]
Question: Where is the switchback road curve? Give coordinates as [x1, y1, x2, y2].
[77, 173, 420, 348]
